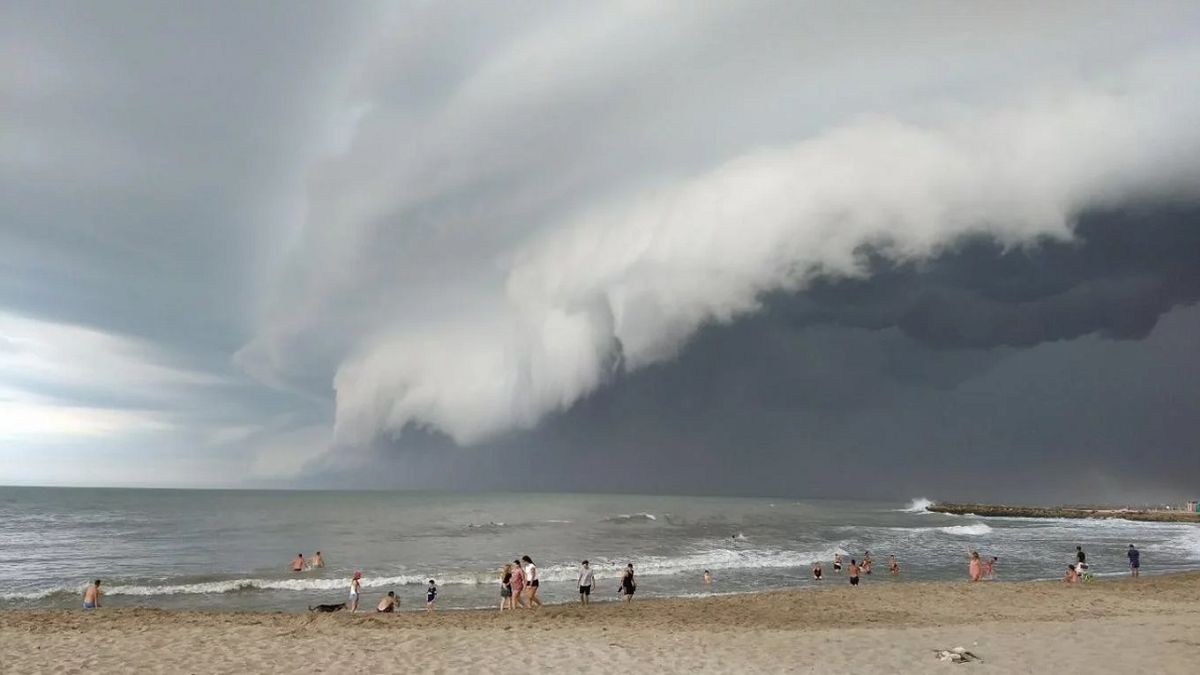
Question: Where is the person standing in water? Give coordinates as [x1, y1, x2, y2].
[1127, 544, 1140, 577]
[703, 570, 712, 585]
[968, 551, 982, 582]
[522, 555, 543, 609]
[312, 551, 325, 569]
[426, 579, 437, 611]
[500, 563, 514, 611]
[812, 561, 823, 580]
[833, 553, 843, 574]
[888, 554, 900, 576]
[82, 579, 101, 609]
[578, 560, 595, 606]
[862, 551, 873, 575]
[510, 559, 526, 609]
[292, 553, 304, 572]
[620, 563, 637, 602]
[349, 571, 362, 612]
[848, 559, 860, 586]
[983, 556, 997, 580]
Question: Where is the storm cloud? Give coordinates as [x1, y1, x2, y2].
[2, 1, 1198, 497]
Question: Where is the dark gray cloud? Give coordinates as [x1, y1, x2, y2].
[2, 1, 1199, 496]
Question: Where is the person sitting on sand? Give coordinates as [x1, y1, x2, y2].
[703, 570, 712, 585]
[848, 559, 860, 586]
[1064, 565, 1078, 584]
[377, 591, 397, 613]
[292, 553, 304, 572]
[426, 579, 437, 611]
[82, 579, 101, 609]
[1128, 544, 1140, 577]
[888, 554, 900, 576]
[312, 551, 325, 569]
[522, 555, 543, 609]
[349, 571, 362, 612]
[833, 554, 842, 574]
[500, 563, 514, 611]
[812, 561, 822, 580]
[579, 560, 595, 606]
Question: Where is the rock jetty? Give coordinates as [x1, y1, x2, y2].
[928, 502, 1200, 523]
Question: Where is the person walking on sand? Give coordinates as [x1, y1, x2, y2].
[848, 559, 860, 586]
[82, 579, 101, 609]
[522, 556, 543, 609]
[888, 554, 900, 576]
[500, 563, 514, 611]
[1127, 544, 1140, 577]
[312, 551, 325, 569]
[510, 559, 526, 608]
[968, 551, 982, 582]
[578, 560, 595, 606]
[376, 591, 397, 613]
[426, 579, 437, 611]
[833, 553, 843, 574]
[292, 553, 304, 572]
[620, 563, 637, 602]
[349, 571, 362, 612]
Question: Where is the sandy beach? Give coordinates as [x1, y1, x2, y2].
[3, 573, 1199, 674]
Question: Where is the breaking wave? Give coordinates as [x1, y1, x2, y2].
[937, 524, 993, 536]
[603, 513, 657, 523]
[897, 498, 934, 513]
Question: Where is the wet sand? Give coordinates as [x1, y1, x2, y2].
[3, 572, 1199, 674]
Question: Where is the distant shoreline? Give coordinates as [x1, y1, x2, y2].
[930, 502, 1200, 523]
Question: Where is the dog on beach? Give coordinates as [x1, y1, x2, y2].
[308, 602, 347, 613]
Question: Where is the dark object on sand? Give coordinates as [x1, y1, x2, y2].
[308, 603, 347, 613]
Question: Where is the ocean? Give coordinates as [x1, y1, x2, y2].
[2, 488, 1198, 612]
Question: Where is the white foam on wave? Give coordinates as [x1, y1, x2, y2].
[604, 513, 657, 523]
[937, 524, 993, 536]
[896, 497, 934, 513]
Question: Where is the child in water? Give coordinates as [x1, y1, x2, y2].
[812, 561, 823, 580]
[426, 579, 437, 611]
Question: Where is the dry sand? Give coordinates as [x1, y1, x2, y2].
[3, 573, 1199, 674]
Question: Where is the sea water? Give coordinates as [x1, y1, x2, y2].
[1, 488, 1197, 611]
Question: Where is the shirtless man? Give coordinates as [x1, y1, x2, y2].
[848, 559, 861, 586]
[292, 553, 304, 572]
[376, 591, 397, 613]
[82, 579, 101, 609]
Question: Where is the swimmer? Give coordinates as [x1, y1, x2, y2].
[376, 591, 397, 613]
[82, 579, 101, 609]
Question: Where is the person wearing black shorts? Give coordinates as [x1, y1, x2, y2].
[578, 560, 595, 606]
[849, 559, 861, 586]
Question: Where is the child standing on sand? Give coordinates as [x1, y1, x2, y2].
[426, 579, 437, 611]
[349, 571, 362, 612]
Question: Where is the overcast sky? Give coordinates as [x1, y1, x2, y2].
[3, 1, 1198, 502]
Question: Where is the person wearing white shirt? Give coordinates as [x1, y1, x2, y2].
[521, 555, 543, 609]
[578, 560, 595, 606]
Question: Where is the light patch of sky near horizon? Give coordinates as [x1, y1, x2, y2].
[2, 1, 1200, 487]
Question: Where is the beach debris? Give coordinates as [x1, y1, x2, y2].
[932, 646, 982, 663]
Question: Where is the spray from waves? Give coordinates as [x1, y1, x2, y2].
[896, 498, 934, 513]
[936, 524, 993, 536]
[602, 513, 657, 523]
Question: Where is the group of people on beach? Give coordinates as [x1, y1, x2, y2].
[1061, 544, 1141, 583]
[810, 551, 902, 586]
